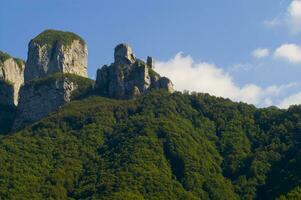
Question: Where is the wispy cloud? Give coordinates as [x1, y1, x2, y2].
[252, 48, 270, 59]
[264, 0, 301, 34]
[155, 53, 299, 108]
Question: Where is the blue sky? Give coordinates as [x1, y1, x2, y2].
[1, 0, 301, 108]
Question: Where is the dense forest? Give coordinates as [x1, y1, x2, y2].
[0, 90, 301, 199]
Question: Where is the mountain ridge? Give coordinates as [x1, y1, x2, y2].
[0, 29, 301, 200]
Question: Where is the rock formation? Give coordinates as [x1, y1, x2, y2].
[12, 30, 92, 130]
[114, 43, 136, 65]
[147, 56, 154, 68]
[0, 51, 25, 106]
[13, 74, 93, 130]
[95, 43, 174, 99]
[1, 30, 176, 132]
[24, 30, 88, 82]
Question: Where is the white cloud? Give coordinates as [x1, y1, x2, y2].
[264, 0, 301, 34]
[274, 43, 301, 63]
[252, 48, 270, 59]
[288, 0, 301, 34]
[155, 53, 298, 107]
[278, 92, 301, 108]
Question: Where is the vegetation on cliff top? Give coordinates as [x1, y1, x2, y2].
[31, 29, 85, 47]
[0, 51, 24, 69]
[0, 90, 301, 199]
[0, 51, 10, 63]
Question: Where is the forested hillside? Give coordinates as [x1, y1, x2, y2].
[0, 90, 300, 199]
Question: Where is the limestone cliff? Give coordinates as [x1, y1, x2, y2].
[24, 30, 88, 82]
[1, 31, 176, 132]
[11, 30, 91, 130]
[95, 44, 174, 99]
[0, 51, 25, 106]
[13, 74, 94, 130]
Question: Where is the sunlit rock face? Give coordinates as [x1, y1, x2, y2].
[24, 30, 88, 82]
[95, 43, 174, 99]
[0, 51, 25, 106]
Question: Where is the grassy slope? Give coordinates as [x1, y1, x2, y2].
[0, 91, 300, 199]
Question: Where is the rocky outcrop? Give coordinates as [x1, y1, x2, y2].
[24, 30, 88, 82]
[147, 56, 154, 68]
[95, 44, 174, 99]
[114, 43, 136, 65]
[11, 30, 91, 131]
[0, 51, 25, 106]
[1, 30, 176, 131]
[13, 74, 94, 130]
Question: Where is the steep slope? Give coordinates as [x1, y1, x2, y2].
[1, 91, 301, 199]
[11, 29, 92, 131]
[0, 51, 25, 106]
[0, 51, 25, 134]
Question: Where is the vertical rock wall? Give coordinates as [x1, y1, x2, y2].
[0, 55, 25, 106]
[12, 30, 91, 131]
[24, 30, 88, 82]
[13, 77, 79, 130]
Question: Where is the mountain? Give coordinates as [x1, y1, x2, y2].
[0, 29, 301, 200]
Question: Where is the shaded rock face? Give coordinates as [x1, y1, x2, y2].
[0, 80, 14, 106]
[96, 44, 174, 99]
[25, 39, 88, 82]
[0, 57, 25, 106]
[147, 56, 154, 68]
[13, 77, 79, 130]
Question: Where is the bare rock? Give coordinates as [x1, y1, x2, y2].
[24, 30, 88, 82]
[13, 74, 94, 131]
[96, 44, 174, 99]
[147, 56, 154, 68]
[0, 51, 25, 106]
[114, 43, 136, 65]
[158, 77, 175, 93]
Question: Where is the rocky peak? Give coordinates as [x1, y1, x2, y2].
[24, 29, 88, 82]
[96, 44, 174, 99]
[114, 43, 136, 65]
[0, 51, 25, 106]
[147, 56, 154, 68]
